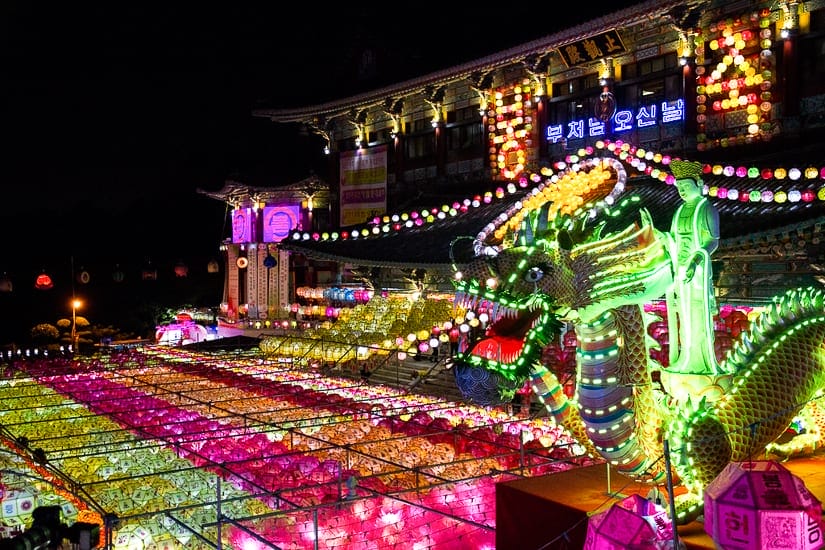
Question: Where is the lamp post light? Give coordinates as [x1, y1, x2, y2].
[71, 298, 82, 350]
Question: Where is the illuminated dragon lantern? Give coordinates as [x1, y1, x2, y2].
[451, 155, 825, 522]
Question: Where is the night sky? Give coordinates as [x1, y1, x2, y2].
[0, 4, 636, 343]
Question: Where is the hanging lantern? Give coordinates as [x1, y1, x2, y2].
[34, 271, 53, 290]
[236, 257, 249, 269]
[77, 268, 90, 284]
[0, 274, 11, 292]
[142, 266, 157, 281]
[207, 259, 220, 273]
[112, 265, 125, 283]
[585, 494, 677, 548]
[173, 260, 189, 278]
[263, 253, 277, 269]
[705, 461, 823, 549]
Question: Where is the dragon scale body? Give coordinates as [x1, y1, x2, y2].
[669, 289, 825, 492]
[572, 305, 666, 482]
[453, 195, 825, 521]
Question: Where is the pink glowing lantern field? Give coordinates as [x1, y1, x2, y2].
[704, 460, 824, 550]
[1, 348, 588, 549]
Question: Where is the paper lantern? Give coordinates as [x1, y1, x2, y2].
[207, 259, 220, 273]
[173, 261, 188, 278]
[704, 460, 824, 550]
[114, 523, 154, 549]
[0, 274, 11, 292]
[236, 257, 248, 269]
[585, 493, 677, 549]
[0, 489, 37, 521]
[34, 272, 53, 290]
[77, 269, 90, 284]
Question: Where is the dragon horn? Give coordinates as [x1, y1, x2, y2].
[640, 207, 653, 227]
[522, 214, 534, 245]
[536, 202, 551, 235]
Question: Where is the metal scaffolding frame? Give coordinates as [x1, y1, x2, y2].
[0, 347, 589, 548]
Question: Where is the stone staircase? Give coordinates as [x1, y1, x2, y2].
[369, 355, 468, 404]
[320, 351, 467, 404]
[189, 333, 548, 415]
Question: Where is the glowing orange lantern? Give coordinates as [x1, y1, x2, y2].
[173, 261, 189, 278]
[0, 274, 12, 292]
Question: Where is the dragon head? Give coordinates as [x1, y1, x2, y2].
[451, 196, 673, 404]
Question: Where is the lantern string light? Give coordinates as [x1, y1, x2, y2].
[289, 139, 825, 244]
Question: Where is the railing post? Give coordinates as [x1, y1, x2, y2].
[216, 475, 223, 549]
[313, 508, 319, 550]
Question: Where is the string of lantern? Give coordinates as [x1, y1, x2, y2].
[288, 138, 825, 245]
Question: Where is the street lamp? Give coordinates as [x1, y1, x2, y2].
[71, 298, 82, 349]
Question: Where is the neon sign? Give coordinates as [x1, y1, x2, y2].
[545, 98, 685, 143]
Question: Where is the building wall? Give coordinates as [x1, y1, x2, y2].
[236, 0, 825, 319]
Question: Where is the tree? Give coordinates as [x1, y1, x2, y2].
[30, 324, 59, 348]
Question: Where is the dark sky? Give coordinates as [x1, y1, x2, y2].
[2, 6, 553, 215]
[1, 5, 638, 217]
[0, 4, 638, 338]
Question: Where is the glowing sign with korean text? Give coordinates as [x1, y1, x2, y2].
[557, 30, 626, 68]
[340, 145, 388, 227]
[262, 205, 300, 243]
[545, 98, 685, 143]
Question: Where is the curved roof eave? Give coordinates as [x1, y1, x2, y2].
[253, 0, 691, 123]
[197, 176, 329, 203]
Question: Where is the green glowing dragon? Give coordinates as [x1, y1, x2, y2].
[451, 158, 825, 522]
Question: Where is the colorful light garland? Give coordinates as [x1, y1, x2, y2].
[288, 138, 825, 245]
[694, 9, 776, 150]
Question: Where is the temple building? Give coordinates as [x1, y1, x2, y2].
[204, 0, 825, 326]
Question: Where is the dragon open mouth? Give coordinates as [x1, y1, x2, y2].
[467, 308, 542, 365]
[452, 290, 561, 380]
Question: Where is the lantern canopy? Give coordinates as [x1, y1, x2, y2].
[584, 493, 677, 549]
[704, 460, 824, 550]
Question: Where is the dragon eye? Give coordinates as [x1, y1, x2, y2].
[524, 266, 544, 283]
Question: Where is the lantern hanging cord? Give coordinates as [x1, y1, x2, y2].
[449, 236, 475, 269]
